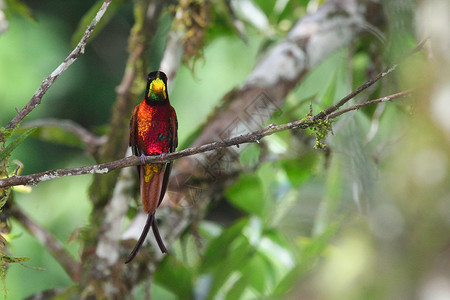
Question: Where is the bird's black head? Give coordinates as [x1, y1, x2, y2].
[145, 71, 168, 104]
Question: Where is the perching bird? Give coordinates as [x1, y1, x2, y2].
[125, 71, 178, 263]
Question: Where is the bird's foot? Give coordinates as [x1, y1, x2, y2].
[140, 153, 146, 164]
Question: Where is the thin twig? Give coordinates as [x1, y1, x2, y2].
[314, 36, 429, 120]
[9, 204, 82, 282]
[326, 90, 411, 119]
[5, 0, 112, 130]
[0, 90, 412, 188]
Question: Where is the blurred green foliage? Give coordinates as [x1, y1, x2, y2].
[1, 0, 449, 299]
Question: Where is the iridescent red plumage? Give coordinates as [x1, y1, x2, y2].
[126, 71, 177, 263]
[135, 101, 175, 156]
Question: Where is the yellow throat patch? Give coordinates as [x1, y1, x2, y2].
[149, 78, 167, 99]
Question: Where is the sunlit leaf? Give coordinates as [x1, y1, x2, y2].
[198, 220, 223, 241]
[154, 255, 194, 299]
[226, 253, 269, 298]
[11, 185, 32, 194]
[207, 235, 253, 298]
[271, 221, 340, 295]
[201, 218, 249, 272]
[200, 218, 266, 298]
[225, 273, 248, 300]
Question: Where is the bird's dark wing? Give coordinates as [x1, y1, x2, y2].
[157, 107, 178, 207]
[129, 105, 142, 177]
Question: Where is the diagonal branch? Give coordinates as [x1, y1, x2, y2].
[0, 90, 412, 188]
[9, 204, 82, 282]
[4, 0, 112, 131]
[326, 90, 411, 119]
[315, 36, 428, 120]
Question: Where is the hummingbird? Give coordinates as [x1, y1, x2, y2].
[125, 71, 178, 263]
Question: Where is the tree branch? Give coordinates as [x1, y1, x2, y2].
[315, 36, 428, 120]
[167, 0, 383, 190]
[0, 89, 411, 188]
[4, 0, 112, 131]
[9, 204, 82, 282]
[326, 90, 411, 119]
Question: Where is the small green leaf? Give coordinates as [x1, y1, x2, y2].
[272, 222, 340, 296]
[154, 255, 194, 299]
[0, 127, 36, 161]
[201, 218, 249, 272]
[225, 274, 248, 300]
[207, 235, 253, 298]
[224, 253, 274, 299]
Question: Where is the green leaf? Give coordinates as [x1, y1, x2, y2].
[225, 253, 271, 299]
[0, 127, 36, 161]
[71, 0, 127, 47]
[226, 174, 265, 216]
[225, 274, 248, 300]
[257, 232, 294, 278]
[239, 252, 273, 293]
[201, 218, 249, 272]
[271, 222, 340, 296]
[200, 217, 266, 299]
[207, 235, 253, 299]
[154, 255, 194, 299]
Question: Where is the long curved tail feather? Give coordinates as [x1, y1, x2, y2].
[125, 213, 154, 264]
[152, 216, 168, 253]
[124, 213, 168, 263]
